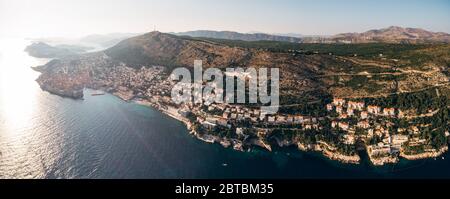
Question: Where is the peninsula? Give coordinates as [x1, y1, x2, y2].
[31, 28, 450, 166]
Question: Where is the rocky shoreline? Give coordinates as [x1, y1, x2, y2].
[27, 29, 450, 169]
[368, 155, 399, 166]
[297, 143, 361, 164]
[39, 84, 84, 99]
[29, 31, 450, 167]
[32, 65, 449, 166]
[37, 84, 450, 166]
[78, 88, 360, 159]
[400, 146, 448, 160]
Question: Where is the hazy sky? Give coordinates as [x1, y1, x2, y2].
[1, 0, 449, 38]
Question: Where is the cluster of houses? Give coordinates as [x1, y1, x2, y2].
[184, 96, 423, 157]
[92, 65, 176, 101]
[194, 103, 323, 132]
[327, 98, 400, 133]
[89, 63, 446, 158]
[367, 133, 410, 157]
[327, 98, 398, 119]
[96, 66, 165, 92]
[326, 98, 435, 157]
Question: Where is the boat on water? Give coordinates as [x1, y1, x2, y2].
[91, 91, 105, 96]
[222, 163, 228, 167]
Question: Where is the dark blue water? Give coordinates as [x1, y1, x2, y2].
[16, 90, 450, 178]
[0, 39, 449, 179]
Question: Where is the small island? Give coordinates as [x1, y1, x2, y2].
[25, 42, 92, 59]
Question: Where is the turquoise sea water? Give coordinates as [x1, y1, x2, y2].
[0, 38, 449, 179]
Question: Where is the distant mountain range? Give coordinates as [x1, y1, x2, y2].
[174, 30, 304, 43]
[330, 26, 450, 44]
[32, 27, 449, 55]
[176, 27, 450, 44]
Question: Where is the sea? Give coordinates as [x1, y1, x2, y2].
[0, 38, 449, 179]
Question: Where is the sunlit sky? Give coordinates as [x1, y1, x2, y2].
[1, 0, 449, 38]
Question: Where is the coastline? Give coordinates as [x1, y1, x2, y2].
[368, 155, 399, 166]
[400, 146, 448, 160]
[297, 142, 361, 164]
[38, 86, 450, 166]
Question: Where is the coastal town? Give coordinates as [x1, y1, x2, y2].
[33, 50, 450, 166]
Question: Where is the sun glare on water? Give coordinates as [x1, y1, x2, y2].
[0, 38, 45, 131]
[0, 38, 59, 178]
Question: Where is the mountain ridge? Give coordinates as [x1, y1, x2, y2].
[331, 26, 450, 43]
[176, 26, 450, 44]
[174, 30, 304, 43]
